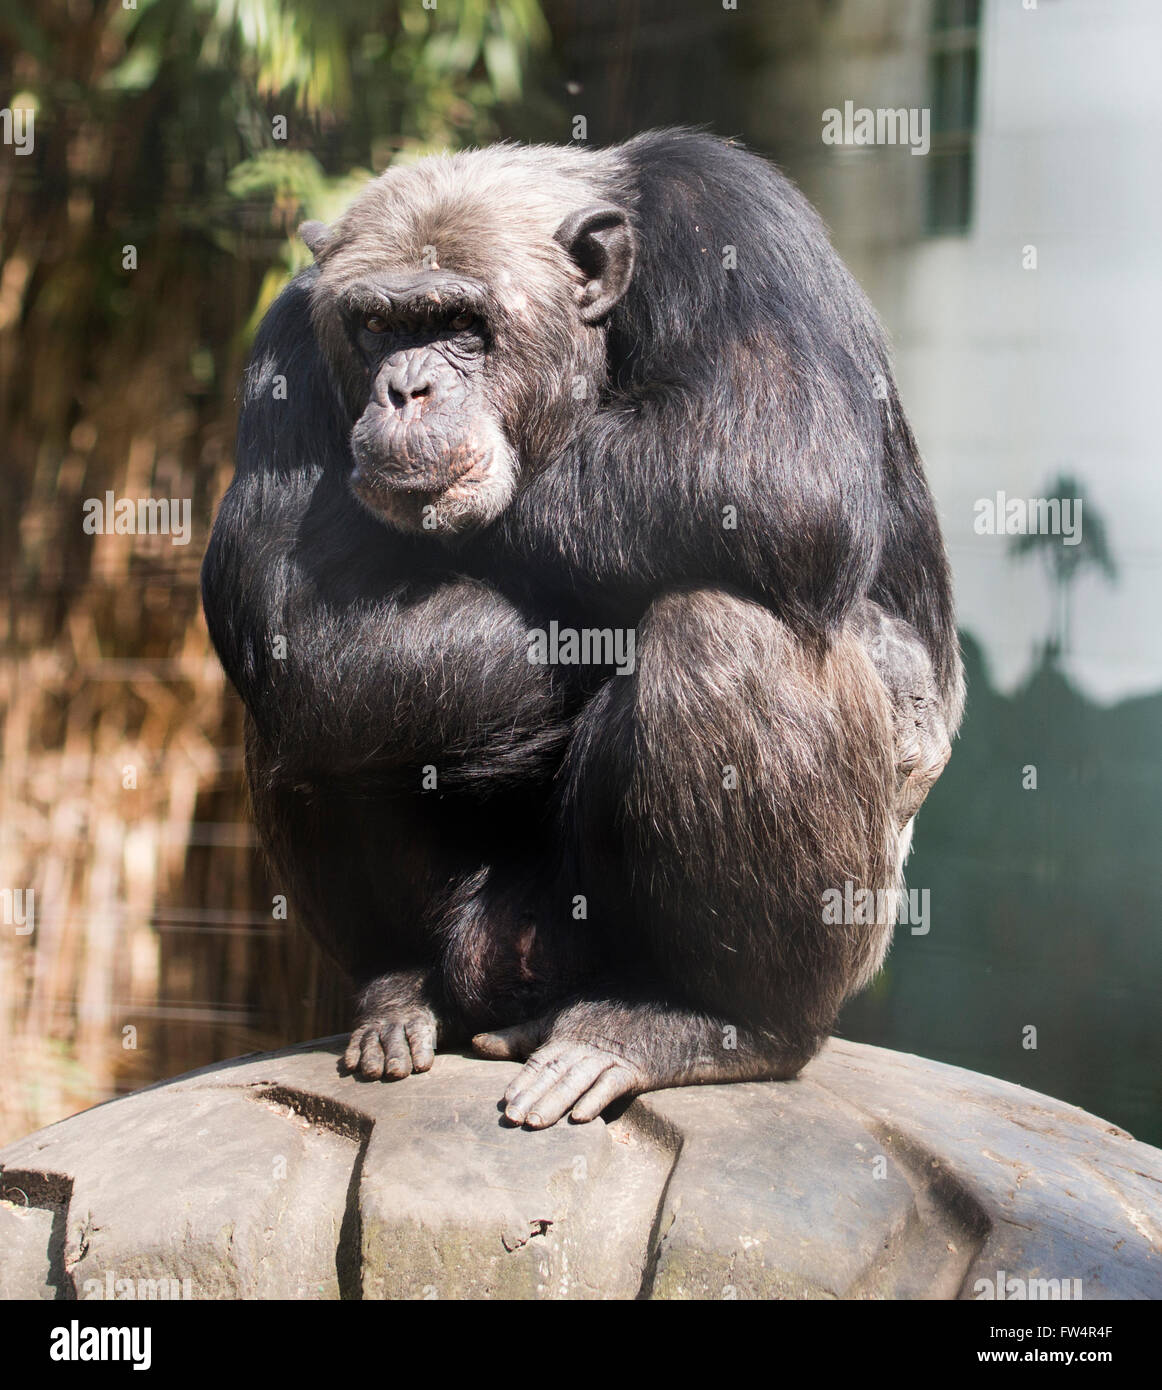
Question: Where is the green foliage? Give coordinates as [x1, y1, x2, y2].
[226, 150, 371, 326]
[0, 0, 555, 339]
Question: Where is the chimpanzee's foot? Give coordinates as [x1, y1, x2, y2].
[473, 1000, 813, 1128]
[342, 969, 447, 1080]
[479, 1031, 648, 1127]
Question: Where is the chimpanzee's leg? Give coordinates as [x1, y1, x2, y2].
[474, 587, 905, 1126]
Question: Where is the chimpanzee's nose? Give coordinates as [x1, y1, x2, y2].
[384, 357, 434, 414]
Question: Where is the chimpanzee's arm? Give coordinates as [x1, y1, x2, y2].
[201, 275, 568, 790]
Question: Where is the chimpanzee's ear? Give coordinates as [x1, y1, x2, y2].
[299, 221, 332, 258]
[553, 205, 635, 324]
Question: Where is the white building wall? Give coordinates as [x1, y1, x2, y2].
[751, 0, 1162, 701]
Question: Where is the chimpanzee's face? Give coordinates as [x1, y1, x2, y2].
[337, 270, 517, 535]
[303, 150, 635, 538]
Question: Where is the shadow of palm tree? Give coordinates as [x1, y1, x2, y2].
[1008, 472, 1117, 662]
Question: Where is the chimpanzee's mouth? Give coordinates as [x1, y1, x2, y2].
[347, 413, 516, 535]
[349, 446, 490, 501]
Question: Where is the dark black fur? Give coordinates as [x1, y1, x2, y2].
[202, 130, 961, 1127]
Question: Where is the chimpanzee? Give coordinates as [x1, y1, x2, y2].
[202, 129, 962, 1128]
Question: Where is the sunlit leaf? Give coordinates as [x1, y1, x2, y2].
[483, 35, 521, 102]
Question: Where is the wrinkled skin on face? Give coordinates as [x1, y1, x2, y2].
[302, 176, 636, 537]
[341, 274, 518, 535]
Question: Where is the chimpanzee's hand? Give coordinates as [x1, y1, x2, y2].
[851, 600, 953, 826]
[342, 969, 443, 1080]
[893, 684, 953, 826]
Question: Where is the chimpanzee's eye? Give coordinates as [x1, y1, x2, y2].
[363, 314, 389, 334]
[448, 312, 477, 333]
